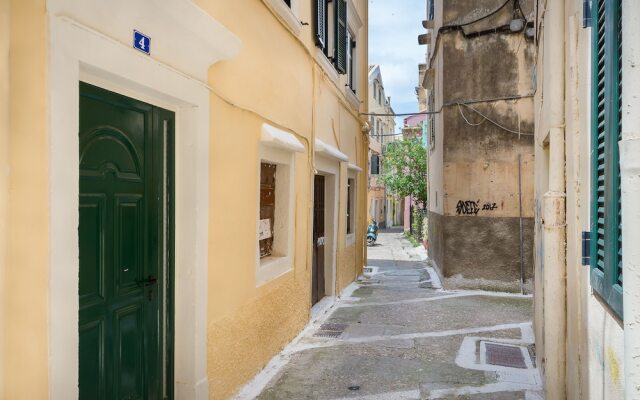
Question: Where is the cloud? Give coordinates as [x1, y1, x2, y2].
[368, 0, 426, 127]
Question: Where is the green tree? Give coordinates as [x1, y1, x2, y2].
[380, 138, 427, 208]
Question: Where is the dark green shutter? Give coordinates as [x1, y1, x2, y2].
[334, 0, 348, 74]
[371, 155, 379, 175]
[590, 0, 623, 319]
[315, 0, 327, 49]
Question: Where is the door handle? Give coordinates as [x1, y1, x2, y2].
[136, 275, 158, 287]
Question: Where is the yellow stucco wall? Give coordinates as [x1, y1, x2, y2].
[0, 0, 9, 395]
[198, 1, 368, 398]
[3, 0, 49, 398]
[1, 0, 366, 398]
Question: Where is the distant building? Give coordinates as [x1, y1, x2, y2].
[367, 65, 402, 227]
[420, 0, 535, 291]
[401, 113, 428, 233]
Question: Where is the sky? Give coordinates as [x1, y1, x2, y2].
[368, 0, 426, 132]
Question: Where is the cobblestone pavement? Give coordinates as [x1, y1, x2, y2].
[236, 230, 544, 400]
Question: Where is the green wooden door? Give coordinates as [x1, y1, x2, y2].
[79, 82, 174, 399]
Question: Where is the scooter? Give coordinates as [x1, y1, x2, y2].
[367, 221, 379, 246]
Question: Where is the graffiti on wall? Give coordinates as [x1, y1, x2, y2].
[456, 200, 499, 215]
[482, 202, 498, 211]
[456, 200, 480, 215]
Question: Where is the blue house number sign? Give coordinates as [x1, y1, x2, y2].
[133, 30, 151, 55]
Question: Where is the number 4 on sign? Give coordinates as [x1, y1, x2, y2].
[133, 30, 151, 55]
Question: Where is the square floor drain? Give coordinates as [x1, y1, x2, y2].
[314, 323, 348, 338]
[482, 342, 528, 369]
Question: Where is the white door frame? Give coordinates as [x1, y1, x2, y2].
[47, 14, 237, 399]
[315, 156, 340, 298]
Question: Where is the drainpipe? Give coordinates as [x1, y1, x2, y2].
[541, 0, 567, 397]
[620, 0, 640, 397]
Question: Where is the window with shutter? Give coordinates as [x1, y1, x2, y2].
[347, 31, 356, 93]
[590, 0, 623, 319]
[371, 154, 379, 175]
[334, 0, 348, 74]
[314, 0, 327, 49]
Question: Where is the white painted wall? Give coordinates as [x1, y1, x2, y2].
[620, 0, 640, 397]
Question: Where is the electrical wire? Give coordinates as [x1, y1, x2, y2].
[457, 103, 486, 126]
[364, 94, 535, 138]
[458, 102, 533, 136]
[360, 93, 535, 117]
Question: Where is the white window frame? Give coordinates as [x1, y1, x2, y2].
[346, 168, 359, 246]
[256, 124, 303, 286]
[262, 0, 302, 36]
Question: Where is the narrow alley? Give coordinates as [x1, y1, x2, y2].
[237, 230, 542, 400]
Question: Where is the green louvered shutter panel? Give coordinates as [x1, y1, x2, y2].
[590, 0, 623, 319]
[334, 0, 348, 74]
[315, 0, 327, 49]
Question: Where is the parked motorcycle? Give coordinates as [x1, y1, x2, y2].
[367, 221, 379, 246]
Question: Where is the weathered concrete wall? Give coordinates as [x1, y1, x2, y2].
[427, 211, 445, 272]
[441, 104, 534, 219]
[426, 0, 535, 289]
[441, 216, 534, 285]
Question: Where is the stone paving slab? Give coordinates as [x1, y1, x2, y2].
[256, 334, 498, 400]
[326, 295, 532, 336]
[240, 231, 543, 400]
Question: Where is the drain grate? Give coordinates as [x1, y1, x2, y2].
[314, 323, 348, 338]
[314, 330, 343, 338]
[484, 342, 527, 369]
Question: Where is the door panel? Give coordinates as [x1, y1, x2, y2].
[116, 195, 143, 295]
[79, 195, 107, 306]
[79, 82, 173, 399]
[114, 304, 145, 400]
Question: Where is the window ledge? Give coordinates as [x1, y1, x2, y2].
[345, 88, 361, 111]
[315, 48, 340, 83]
[261, 123, 305, 153]
[348, 163, 362, 172]
[257, 255, 293, 287]
[262, 0, 302, 36]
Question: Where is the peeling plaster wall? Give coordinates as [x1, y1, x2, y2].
[427, 0, 535, 289]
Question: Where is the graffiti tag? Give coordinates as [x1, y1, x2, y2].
[456, 200, 480, 215]
[456, 200, 499, 215]
[482, 202, 498, 211]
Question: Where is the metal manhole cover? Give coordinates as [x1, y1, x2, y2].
[484, 343, 527, 369]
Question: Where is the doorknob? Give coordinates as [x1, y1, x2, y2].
[136, 275, 158, 287]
